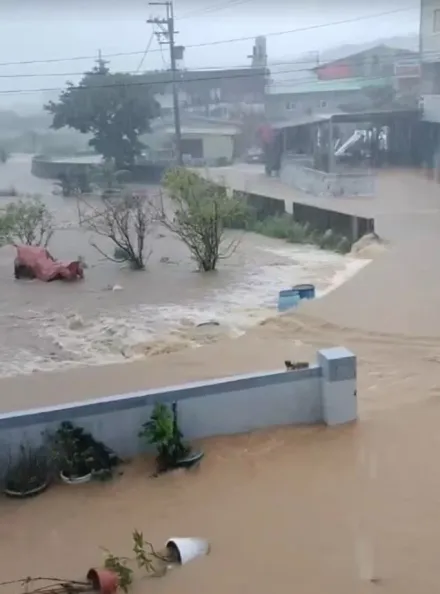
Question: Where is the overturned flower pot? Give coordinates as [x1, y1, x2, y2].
[87, 568, 119, 594]
[165, 537, 210, 565]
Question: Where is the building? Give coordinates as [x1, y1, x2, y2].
[265, 76, 391, 122]
[418, 0, 440, 172]
[314, 44, 417, 80]
[140, 65, 267, 119]
[420, 0, 440, 122]
[266, 44, 419, 122]
[152, 115, 241, 166]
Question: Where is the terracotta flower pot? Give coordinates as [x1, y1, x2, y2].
[87, 568, 119, 594]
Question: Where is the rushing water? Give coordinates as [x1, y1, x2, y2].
[0, 155, 368, 377]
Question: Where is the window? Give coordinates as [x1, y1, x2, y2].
[286, 100, 297, 110]
[181, 138, 203, 159]
[434, 9, 440, 32]
[319, 100, 328, 108]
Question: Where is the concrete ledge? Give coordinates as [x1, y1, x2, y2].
[0, 348, 357, 459]
[0, 366, 321, 430]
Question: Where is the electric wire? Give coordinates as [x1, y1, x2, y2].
[0, 7, 416, 68]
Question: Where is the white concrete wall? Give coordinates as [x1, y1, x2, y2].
[202, 134, 234, 161]
[421, 0, 440, 62]
[0, 348, 357, 466]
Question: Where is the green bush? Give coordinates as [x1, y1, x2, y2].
[235, 213, 352, 254]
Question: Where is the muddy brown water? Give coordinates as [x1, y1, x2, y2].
[0, 155, 360, 377]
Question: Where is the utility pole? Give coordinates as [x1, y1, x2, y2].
[148, 1, 183, 166]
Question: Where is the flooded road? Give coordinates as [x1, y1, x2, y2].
[0, 155, 366, 376]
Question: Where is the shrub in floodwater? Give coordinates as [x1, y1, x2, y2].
[236, 213, 352, 254]
[252, 214, 293, 240]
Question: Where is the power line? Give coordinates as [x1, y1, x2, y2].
[178, 0, 254, 20]
[0, 49, 422, 80]
[135, 32, 155, 72]
[0, 7, 416, 68]
[0, 57, 422, 97]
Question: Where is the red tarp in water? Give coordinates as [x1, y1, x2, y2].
[15, 245, 84, 282]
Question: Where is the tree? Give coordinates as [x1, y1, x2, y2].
[77, 192, 155, 270]
[160, 168, 245, 272]
[0, 198, 54, 247]
[44, 59, 161, 170]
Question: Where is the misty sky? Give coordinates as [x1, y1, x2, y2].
[0, 0, 419, 110]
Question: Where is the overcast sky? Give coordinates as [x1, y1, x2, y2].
[0, 0, 420, 110]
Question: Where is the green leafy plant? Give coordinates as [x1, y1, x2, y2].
[160, 168, 246, 272]
[45, 58, 160, 170]
[103, 551, 134, 592]
[228, 211, 353, 254]
[49, 421, 119, 480]
[139, 402, 190, 473]
[0, 198, 54, 247]
[103, 530, 170, 589]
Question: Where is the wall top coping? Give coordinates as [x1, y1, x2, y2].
[0, 365, 322, 430]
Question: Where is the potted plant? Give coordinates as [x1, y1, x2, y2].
[139, 402, 204, 475]
[3, 443, 52, 498]
[51, 422, 119, 484]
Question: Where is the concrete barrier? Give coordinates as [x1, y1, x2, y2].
[31, 156, 168, 184]
[0, 347, 357, 462]
[292, 202, 375, 242]
[280, 160, 375, 198]
[31, 156, 98, 179]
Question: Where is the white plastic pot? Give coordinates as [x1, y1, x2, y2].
[60, 471, 92, 485]
[165, 537, 210, 565]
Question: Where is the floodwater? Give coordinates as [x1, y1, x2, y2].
[3, 403, 440, 594]
[0, 155, 367, 377]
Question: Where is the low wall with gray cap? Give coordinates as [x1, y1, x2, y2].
[280, 159, 375, 198]
[0, 347, 357, 462]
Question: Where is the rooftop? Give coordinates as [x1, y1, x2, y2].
[163, 125, 241, 136]
[266, 76, 391, 96]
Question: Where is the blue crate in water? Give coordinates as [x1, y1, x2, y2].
[278, 289, 300, 312]
[292, 283, 316, 300]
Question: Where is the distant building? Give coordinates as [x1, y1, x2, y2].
[266, 44, 419, 122]
[140, 65, 267, 119]
[420, 0, 440, 122]
[314, 44, 417, 80]
[265, 76, 391, 122]
[152, 114, 242, 166]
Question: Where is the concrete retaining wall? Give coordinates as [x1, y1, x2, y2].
[0, 347, 356, 462]
[31, 156, 167, 184]
[31, 155, 97, 179]
[234, 189, 374, 242]
[292, 203, 375, 242]
[280, 160, 375, 198]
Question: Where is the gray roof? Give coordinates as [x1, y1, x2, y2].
[271, 113, 333, 129]
[270, 108, 420, 130]
[314, 40, 418, 67]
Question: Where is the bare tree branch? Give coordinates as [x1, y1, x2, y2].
[77, 191, 156, 270]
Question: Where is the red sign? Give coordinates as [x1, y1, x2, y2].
[316, 64, 353, 80]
